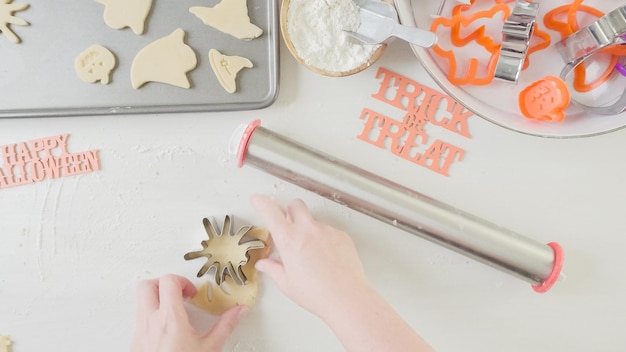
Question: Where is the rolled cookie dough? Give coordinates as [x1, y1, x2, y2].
[190, 227, 272, 315]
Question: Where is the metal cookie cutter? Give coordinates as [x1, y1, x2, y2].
[556, 5, 626, 115]
[494, 0, 540, 83]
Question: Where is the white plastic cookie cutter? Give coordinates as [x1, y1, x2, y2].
[230, 120, 566, 293]
[557, 5, 626, 115]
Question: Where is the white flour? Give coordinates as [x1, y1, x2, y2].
[287, 0, 380, 73]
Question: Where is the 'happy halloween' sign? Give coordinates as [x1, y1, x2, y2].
[358, 67, 473, 176]
[0, 134, 100, 189]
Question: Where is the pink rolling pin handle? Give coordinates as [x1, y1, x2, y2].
[532, 242, 564, 293]
[236, 119, 262, 168]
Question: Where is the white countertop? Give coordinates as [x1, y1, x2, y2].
[1, 37, 625, 352]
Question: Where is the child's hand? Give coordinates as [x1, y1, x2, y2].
[251, 195, 371, 320]
[131, 275, 246, 352]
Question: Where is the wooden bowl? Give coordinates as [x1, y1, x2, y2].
[280, 0, 387, 77]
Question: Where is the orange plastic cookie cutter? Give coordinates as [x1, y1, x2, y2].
[523, 24, 551, 70]
[544, 1, 621, 93]
[447, 0, 508, 51]
[430, 2, 511, 85]
[431, 0, 550, 85]
[519, 76, 571, 122]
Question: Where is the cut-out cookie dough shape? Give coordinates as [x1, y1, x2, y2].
[209, 49, 253, 94]
[184, 215, 265, 286]
[190, 227, 272, 315]
[74, 45, 117, 85]
[0, 335, 12, 352]
[0, 0, 29, 44]
[131, 28, 197, 89]
[96, 0, 153, 35]
[190, 0, 262, 40]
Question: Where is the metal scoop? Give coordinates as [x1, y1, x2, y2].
[345, 1, 438, 48]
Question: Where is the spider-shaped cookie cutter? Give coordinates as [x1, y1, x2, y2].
[556, 5, 626, 115]
[184, 215, 265, 286]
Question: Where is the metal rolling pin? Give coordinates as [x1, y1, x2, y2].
[231, 120, 564, 292]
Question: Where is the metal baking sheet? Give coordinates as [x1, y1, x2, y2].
[0, 0, 279, 118]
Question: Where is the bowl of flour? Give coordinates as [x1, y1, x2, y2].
[281, 0, 386, 77]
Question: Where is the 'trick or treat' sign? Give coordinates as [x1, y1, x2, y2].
[358, 67, 472, 177]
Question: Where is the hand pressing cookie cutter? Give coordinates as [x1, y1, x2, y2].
[494, 0, 540, 83]
[556, 6, 626, 115]
[184, 215, 265, 286]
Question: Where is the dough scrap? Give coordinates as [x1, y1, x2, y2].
[96, 0, 153, 35]
[0, 0, 29, 44]
[209, 49, 253, 94]
[130, 28, 197, 89]
[0, 335, 12, 352]
[190, 0, 262, 40]
[189, 227, 272, 315]
[74, 45, 117, 85]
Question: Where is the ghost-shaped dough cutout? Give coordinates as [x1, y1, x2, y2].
[130, 28, 197, 89]
[96, 0, 153, 35]
[190, 0, 262, 40]
[74, 45, 117, 85]
[209, 49, 253, 94]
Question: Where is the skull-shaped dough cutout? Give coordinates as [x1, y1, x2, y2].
[74, 45, 117, 85]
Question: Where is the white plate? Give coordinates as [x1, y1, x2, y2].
[395, 0, 626, 138]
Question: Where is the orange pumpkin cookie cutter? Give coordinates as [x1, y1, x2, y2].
[519, 76, 571, 122]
